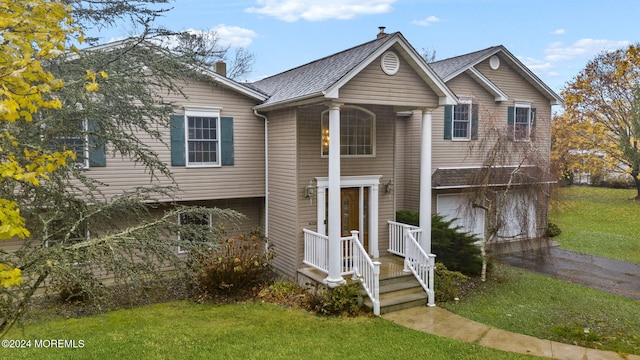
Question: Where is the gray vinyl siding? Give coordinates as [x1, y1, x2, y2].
[83, 78, 265, 202]
[431, 59, 553, 170]
[340, 50, 440, 108]
[265, 109, 299, 279]
[397, 111, 422, 212]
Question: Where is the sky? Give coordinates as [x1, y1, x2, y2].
[88, 0, 640, 95]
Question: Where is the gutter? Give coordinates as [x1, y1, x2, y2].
[253, 109, 269, 238]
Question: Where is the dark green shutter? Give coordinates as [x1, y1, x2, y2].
[471, 104, 479, 140]
[507, 106, 515, 140]
[170, 114, 186, 166]
[444, 106, 453, 140]
[88, 121, 106, 167]
[220, 117, 234, 166]
[530, 108, 537, 141]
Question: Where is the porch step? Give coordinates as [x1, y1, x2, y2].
[363, 273, 428, 315]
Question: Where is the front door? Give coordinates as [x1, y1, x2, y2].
[326, 187, 369, 249]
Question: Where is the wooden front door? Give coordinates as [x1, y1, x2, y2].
[326, 187, 369, 249]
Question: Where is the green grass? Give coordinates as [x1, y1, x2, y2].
[549, 186, 640, 264]
[1, 301, 544, 360]
[441, 263, 640, 356]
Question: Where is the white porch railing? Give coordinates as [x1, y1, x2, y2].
[347, 230, 381, 316]
[388, 221, 435, 306]
[404, 228, 436, 306]
[303, 228, 381, 316]
[303, 229, 329, 273]
[388, 221, 421, 256]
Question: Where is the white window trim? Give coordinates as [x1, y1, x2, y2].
[185, 107, 222, 168]
[452, 98, 472, 141]
[53, 119, 89, 169]
[513, 101, 532, 142]
[45, 222, 90, 248]
[314, 175, 382, 258]
[178, 212, 213, 254]
[320, 105, 376, 158]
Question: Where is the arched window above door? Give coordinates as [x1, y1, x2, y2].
[321, 106, 375, 157]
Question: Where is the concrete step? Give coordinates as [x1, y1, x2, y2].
[363, 274, 428, 315]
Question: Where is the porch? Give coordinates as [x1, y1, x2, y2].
[298, 221, 435, 316]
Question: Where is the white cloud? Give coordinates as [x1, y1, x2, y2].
[211, 25, 257, 47]
[544, 38, 630, 62]
[245, 0, 396, 22]
[551, 28, 565, 35]
[412, 16, 441, 27]
[520, 56, 554, 73]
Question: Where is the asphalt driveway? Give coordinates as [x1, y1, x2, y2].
[499, 247, 640, 300]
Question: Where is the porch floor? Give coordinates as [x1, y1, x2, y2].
[297, 255, 407, 285]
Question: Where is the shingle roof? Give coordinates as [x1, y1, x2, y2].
[429, 46, 500, 81]
[249, 34, 398, 107]
[429, 45, 562, 105]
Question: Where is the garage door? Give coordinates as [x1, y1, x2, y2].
[436, 194, 485, 240]
[497, 190, 537, 240]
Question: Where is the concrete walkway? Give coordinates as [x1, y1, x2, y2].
[383, 306, 640, 360]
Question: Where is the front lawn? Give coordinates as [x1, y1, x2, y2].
[1, 301, 544, 360]
[549, 186, 640, 264]
[441, 263, 640, 356]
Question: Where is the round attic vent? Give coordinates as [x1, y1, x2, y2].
[489, 55, 500, 70]
[381, 51, 400, 75]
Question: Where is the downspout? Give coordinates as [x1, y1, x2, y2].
[254, 109, 269, 239]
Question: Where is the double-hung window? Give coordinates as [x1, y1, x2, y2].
[513, 102, 532, 141]
[186, 108, 221, 167]
[178, 212, 212, 253]
[321, 106, 375, 156]
[53, 119, 89, 168]
[452, 99, 472, 140]
[45, 219, 89, 247]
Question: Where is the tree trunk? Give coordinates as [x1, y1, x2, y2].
[632, 169, 640, 200]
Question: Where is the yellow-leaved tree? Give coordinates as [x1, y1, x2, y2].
[556, 44, 640, 196]
[0, 0, 82, 287]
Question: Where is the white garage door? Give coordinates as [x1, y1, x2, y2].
[436, 194, 485, 240]
[497, 190, 537, 240]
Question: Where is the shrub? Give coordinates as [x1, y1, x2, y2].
[396, 210, 420, 227]
[52, 271, 105, 304]
[306, 281, 364, 316]
[435, 263, 468, 302]
[257, 281, 308, 308]
[545, 222, 561, 237]
[396, 211, 482, 276]
[193, 228, 275, 296]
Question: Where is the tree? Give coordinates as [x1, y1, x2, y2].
[1, 0, 82, 288]
[559, 44, 640, 196]
[1, 0, 254, 336]
[421, 47, 437, 63]
[462, 103, 551, 281]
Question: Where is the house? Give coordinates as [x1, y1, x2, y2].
[424, 46, 563, 249]
[4, 29, 561, 315]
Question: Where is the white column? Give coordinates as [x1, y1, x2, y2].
[419, 109, 432, 254]
[325, 103, 345, 287]
[316, 184, 326, 236]
[370, 184, 379, 258]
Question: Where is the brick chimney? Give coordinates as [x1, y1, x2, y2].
[214, 61, 227, 77]
[377, 26, 387, 39]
